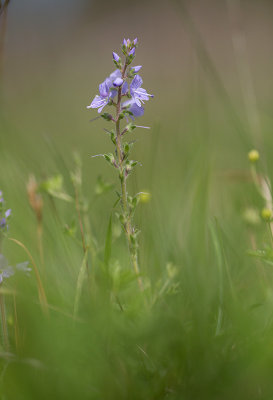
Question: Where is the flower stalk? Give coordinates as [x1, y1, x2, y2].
[115, 60, 142, 289]
[87, 38, 153, 288]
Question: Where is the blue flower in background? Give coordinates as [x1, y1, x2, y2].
[0, 254, 31, 284]
[0, 191, 11, 232]
[0, 254, 14, 284]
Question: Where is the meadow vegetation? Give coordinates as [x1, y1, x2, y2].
[1, 1, 273, 399]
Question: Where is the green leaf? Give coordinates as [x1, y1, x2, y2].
[101, 113, 113, 121]
[123, 110, 133, 117]
[103, 153, 117, 168]
[248, 248, 273, 266]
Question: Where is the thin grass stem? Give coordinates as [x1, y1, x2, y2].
[8, 238, 48, 315]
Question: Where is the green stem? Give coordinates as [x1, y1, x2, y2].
[115, 61, 142, 290]
[267, 222, 273, 247]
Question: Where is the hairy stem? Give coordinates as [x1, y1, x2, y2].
[115, 62, 142, 290]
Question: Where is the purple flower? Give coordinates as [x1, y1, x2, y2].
[87, 70, 122, 113]
[0, 255, 30, 284]
[0, 218, 6, 228]
[5, 209, 11, 218]
[0, 254, 14, 284]
[130, 75, 153, 107]
[133, 38, 138, 45]
[2, 266, 14, 278]
[122, 99, 144, 119]
[112, 52, 120, 62]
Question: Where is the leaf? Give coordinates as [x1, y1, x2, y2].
[248, 248, 273, 266]
[103, 153, 117, 168]
[101, 113, 113, 121]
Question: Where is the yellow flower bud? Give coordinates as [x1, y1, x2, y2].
[139, 192, 151, 204]
[248, 149, 260, 163]
[261, 208, 272, 222]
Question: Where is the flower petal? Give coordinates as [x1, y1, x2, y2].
[130, 75, 143, 92]
[109, 69, 121, 83]
[99, 82, 109, 97]
[122, 82, 128, 95]
[87, 95, 106, 109]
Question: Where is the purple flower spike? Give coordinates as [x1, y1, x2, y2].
[130, 75, 153, 107]
[133, 38, 138, 45]
[112, 52, 120, 62]
[128, 47, 136, 57]
[113, 77, 123, 87]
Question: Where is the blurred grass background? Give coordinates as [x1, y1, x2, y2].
[1, 0, 273, 399]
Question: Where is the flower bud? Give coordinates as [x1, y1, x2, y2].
[139, 192, 151, 203]
[261, 208, 272, 221]
[112, 52, 120, 62]
[113, 77, 123, 87]
[128, 47, 135, 57]
[248, 149, 259, 163]
[131, 65, 142, 73]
